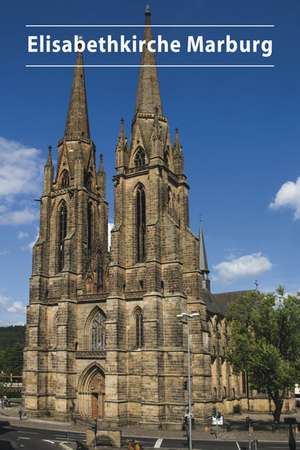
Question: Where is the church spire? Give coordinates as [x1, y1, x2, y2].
[43, 145, 54, 193]
[199, 226, 210, 291]
[135, 6, 163, 115]
[64, 50, 90, 140]
[45, 144, 53, 168]
[97, 153, 106, 198]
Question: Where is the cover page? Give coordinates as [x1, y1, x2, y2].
[0, 0, 299, 447]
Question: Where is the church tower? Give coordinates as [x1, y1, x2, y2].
[105, 6, 212, 426]
[23, 50, 108, 418]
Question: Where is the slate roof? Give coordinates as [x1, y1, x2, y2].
[204, 290, 251, 317]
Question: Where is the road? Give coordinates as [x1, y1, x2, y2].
[0, 420, 297, 449]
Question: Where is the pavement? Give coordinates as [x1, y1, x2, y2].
[0, 406, 300, 449]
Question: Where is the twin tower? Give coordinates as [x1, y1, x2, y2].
[24, 8, 215, 427]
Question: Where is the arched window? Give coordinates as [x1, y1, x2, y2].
[213, 387, 217, 399]
[86, 172, 92, 191]
[58, 202, 67, 272]
[60, 170, 69, 188]
[164, 148, 169, 167]
[136, 184, 146, 262]
[135, 308, 144, 349]
[168, 187, 173, 214]
[91, 310, 106, 351]
[134, 148, 146, 169]
[242, 371, 247, 394]
[87, 202, 93, 258]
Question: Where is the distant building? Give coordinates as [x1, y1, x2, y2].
[23, 8, 293, 426]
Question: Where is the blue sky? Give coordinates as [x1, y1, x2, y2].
[0, 0, 300, 325]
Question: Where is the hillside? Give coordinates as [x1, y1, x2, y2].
[0, 325, 25, 349]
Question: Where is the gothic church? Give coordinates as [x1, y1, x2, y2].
[24, 8, 287, 427]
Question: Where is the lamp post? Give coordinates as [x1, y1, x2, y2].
[177, 312, 200, 450]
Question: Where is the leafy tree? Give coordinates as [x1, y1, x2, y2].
[0, 326, 25, 376]
[227, 287, 300, 423]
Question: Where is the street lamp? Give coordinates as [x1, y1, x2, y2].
[177, 312, 200, 450]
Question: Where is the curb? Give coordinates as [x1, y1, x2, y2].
[58, 443, 75, 450]
[0, 414, 73, 427]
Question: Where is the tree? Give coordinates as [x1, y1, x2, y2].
[227, 287, 300, 423]
[0, 326, 25, 376]
[0, 343, 24, 376]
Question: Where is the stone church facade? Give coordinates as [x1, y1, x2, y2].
[23, 9, 293, 427]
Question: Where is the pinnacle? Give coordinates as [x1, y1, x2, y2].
[64, 51, 90, 140]
[135, 7, 163, 116]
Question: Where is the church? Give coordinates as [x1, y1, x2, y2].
[23, 8, 290, 427]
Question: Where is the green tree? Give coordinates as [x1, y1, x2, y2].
[227, 287, 300, 423]
[0, 343, 24, 375]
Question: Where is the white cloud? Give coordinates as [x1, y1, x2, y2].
[0, 137, 41, 197]
[213, 252, 272, 282]
[270, 177, 300, 219]
[108, 222, 114, 249]
[0, 208, 37, 225]
[6, 301, 26, 314]
[21, 229, 39, 253]
[0, 294, 26, 325]
[0, 136, 42, 226]
[0, 250, 9, 256]
[17, 231, 29, 240]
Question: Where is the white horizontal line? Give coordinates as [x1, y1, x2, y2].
[25, 24, 275, 28]
[26, 64, 275, 68]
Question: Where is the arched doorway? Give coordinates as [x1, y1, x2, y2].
[78, 364, 105, 418]
[89, 370, 105, 418]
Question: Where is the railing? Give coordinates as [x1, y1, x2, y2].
[75, 351, 106, 359]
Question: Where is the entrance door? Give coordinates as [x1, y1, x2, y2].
[91, 393, 99, 418]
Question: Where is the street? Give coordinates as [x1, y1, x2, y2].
[0, 421, 297, 449]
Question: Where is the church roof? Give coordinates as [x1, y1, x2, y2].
[205, 290, 251, 317]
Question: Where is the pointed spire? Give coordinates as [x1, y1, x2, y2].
[199, 226, 210, 291]
[175, 128, 180, 147]
[135, 7, 163, 115]
[44, 145, 54, 192]
[97, 153, 106, 197]
[45, 145, 53, 167]
[64, 49, 90, 141]
[173, 128, 184, 175]
[99, 153, 104, 172]
[118, 118, 125, 143]
[199, 226, 209, 273]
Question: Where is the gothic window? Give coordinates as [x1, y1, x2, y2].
[97, 262, 104, 289]
[85, 172, 92, 191]
[87, 202, 93, 258]
[91, 310, 106, 351]
[168, 187, 173, 213]
[213, 387, 217, 400]
[164, 148, 169, 167]
[135, 307, 144, 349]
[136, 184, 146, 262]
[242, 371, 247, 394]
[60, 170, 69, 188]
[134, 148, 146, 169]
[58, 201, 67, 272]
